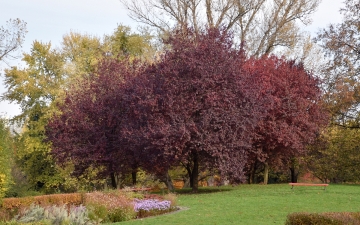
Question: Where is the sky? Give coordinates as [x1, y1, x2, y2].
[0, 0, 345, 118]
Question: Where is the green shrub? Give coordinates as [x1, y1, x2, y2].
[286, 212, 360, 225]
[87, 202, 136, 223]
[0, 221, 19, 225]
[85, 191, 136, 223]
[87, 203, 108, 223]
[108, 206, 136, 222]
[125, 192, 144, 200]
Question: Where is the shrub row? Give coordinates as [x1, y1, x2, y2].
[286, 212, 360, 225]
[1, 193, 83, 210]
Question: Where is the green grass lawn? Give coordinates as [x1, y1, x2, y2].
[117, 183, 360, 225]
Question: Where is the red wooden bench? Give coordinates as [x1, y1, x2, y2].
[289, 183, 329, 190]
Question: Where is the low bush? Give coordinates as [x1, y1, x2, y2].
[286, 212, 360, 225]
[86, 203, 108, 224]
[0, 207, 12, 222]
[108, 206, 136, 222]
[1, 196, 35, 210]
[10, 204, 92, 225]
[85, 191, 136, 223]
[1, 193, 82, 210]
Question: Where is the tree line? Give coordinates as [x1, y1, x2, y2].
[1, 0, 360, 196]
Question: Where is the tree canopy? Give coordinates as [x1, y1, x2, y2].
[46, 59, 146, 189]
[243, 56, 328, 184]
[47, 27, 327, 191]
[307, 126, 360, 183]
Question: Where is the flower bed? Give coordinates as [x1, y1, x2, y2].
[134, 198, 177, 218]
[0, 191, 178, 223]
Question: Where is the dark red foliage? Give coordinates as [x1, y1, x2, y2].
[46, 27, 327, 191]
[243, 56, 328, 171]
[126, 28, 262, 191]
[46, 59, 146, 187]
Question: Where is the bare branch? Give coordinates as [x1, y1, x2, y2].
[0, 18, 27, 62]
[120, 0, 320, 57]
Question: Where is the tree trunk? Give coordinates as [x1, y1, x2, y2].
[191, 151, 199, 192]
[164, 172, 175, 192]
[290, 166, 297, 183]
[263, 162, 269, 185]
[189, 175, 194, 188]
[110, 172, 117, 189]
[184, 163, 193, 188]
[104, 181, 108, 190]
[115, 173, 122, 189]
[249, 160, 257, 184]
[132, 171, 137, 186]
[183, 177, 190, 188]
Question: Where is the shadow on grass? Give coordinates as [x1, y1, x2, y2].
[172, 187, 233, 195]
[150, 186, 233, 196]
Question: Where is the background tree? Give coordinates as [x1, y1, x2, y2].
[306, 0, 360, 184]
[61, 32, 104, 77]
[0, 118, 14, 198]
[121, 0, 320, 57]
[306, 126, 360, 183]
[103, 25, 155, 60]
[316, 0, 360, 127]
[1, 41, 66, 192]
[0, 18, 27, 64]
[61, 25, 155, 80]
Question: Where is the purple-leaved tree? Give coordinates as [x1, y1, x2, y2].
[46, 59, 146, 188]
[125, 28, 262, 192]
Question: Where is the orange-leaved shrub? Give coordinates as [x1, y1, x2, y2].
[1, 193, 83, 210]
[0, 193, 83, 221]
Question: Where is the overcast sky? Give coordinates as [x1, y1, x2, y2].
[0, 0, 345, 118]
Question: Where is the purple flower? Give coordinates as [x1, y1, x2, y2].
[134, 199, 171, 212]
